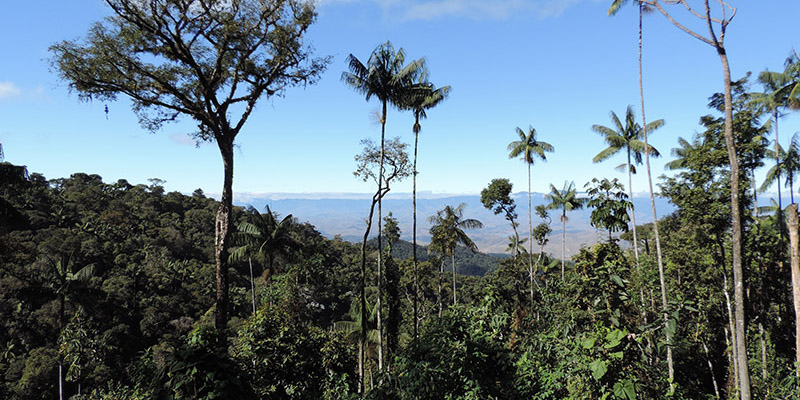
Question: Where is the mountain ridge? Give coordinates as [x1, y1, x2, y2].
[233, 192, 676, 257]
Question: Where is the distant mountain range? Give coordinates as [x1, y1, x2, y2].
[234, 191, 676, 258]
[368, 238, 509, 277]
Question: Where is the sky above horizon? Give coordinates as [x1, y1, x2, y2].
[1, 0, 799, 203]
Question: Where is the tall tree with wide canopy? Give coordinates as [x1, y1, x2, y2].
[403, 77, 450, 339]
[592, 106, 662, 262]
[545, 181, 585, 281]
[428, 203, 483, 306]
[639, 1, 750, 396]
[508, 126, 553, 296]
[342, 42, 423, 373]
[49, 0, 328, 338]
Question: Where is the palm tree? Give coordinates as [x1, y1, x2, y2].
[788, 54, 800, 111]
[342, 42, 424, 377]
[761, 134, 800, 204]
[507, 125, 553, 299]
[403, 78, 450, 339]
[40, 255, 95, 400]
[428, 203, 483, 306]
[334, 297, 381, 389]
[752, 62, 797, 211]
[608, 1, 676, 385]
[592, 106, 662, 262]
[230, 205, 300, 314]
[757, 198, 782, 223]
[545, 181, 585, 281]
[664, 136, 695, 171]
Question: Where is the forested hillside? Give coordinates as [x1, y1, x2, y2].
[2, 0, 800, 399]
[0, 168, 364, 398]
[2, 115, 800, 398]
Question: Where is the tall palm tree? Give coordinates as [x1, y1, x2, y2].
[592, 106, 662, 262]
[751, 62, 796, 211]
[428, 203, 483, 306]
[230, 205, 300, 314]
[545, 181, 585, 281]
[403, 79, 450, 339]
[608, 2, 676, 385]
[507, 126, 553, 298]
[342, 42, 424, 377]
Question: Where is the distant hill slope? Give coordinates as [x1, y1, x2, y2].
[236, 192, 676, 258]
[367, 238, 509, 277]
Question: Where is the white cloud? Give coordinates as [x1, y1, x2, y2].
[404, 0, 529, 21]
[0, 82, 22, 99]
[169, 132, 198, 146]
[319, 0, 593, 21]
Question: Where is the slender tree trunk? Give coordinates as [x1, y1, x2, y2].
[703, 340, 721, 400]
[534, 236, 545, 282]
[215, 136, 234, 342]
[412, 120, 420, 339]
[561, 211, 566, 281]
[776, 112, 783, 211]
[438, 259, 444, 317]
[776, 113, 786, 271]
[452, 253, 457, 306]
[59, 295, 64, 400]
[527, 164, 535, 307]
[249, 258, 256, 315]
[357, 341, 364, 394]
[725, 326, 738, 391]
[358, 192, 379, 393]
[59, 363, 63, 400]
[627, 150, 640, 263]
[787, 203, 800, 377]
[376, 101, 386, 372]
[758, 322, 768, 391]
[720, 238, 740, 390]
[507, 217, 528, 306]
[751, 172, 760, 219]
[638, 4, 673, 386]
[718, 46, 752, 400]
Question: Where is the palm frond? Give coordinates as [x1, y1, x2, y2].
[607, 0, 628, 16]
[593, 146, 620, 163]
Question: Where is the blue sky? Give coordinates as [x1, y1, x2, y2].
[1, 0, 799, 202]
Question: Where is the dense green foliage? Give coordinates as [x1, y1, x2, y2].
[3, 122, 800, 398]
[4, 2, 800, 398]
[0, 171, 359, 399]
